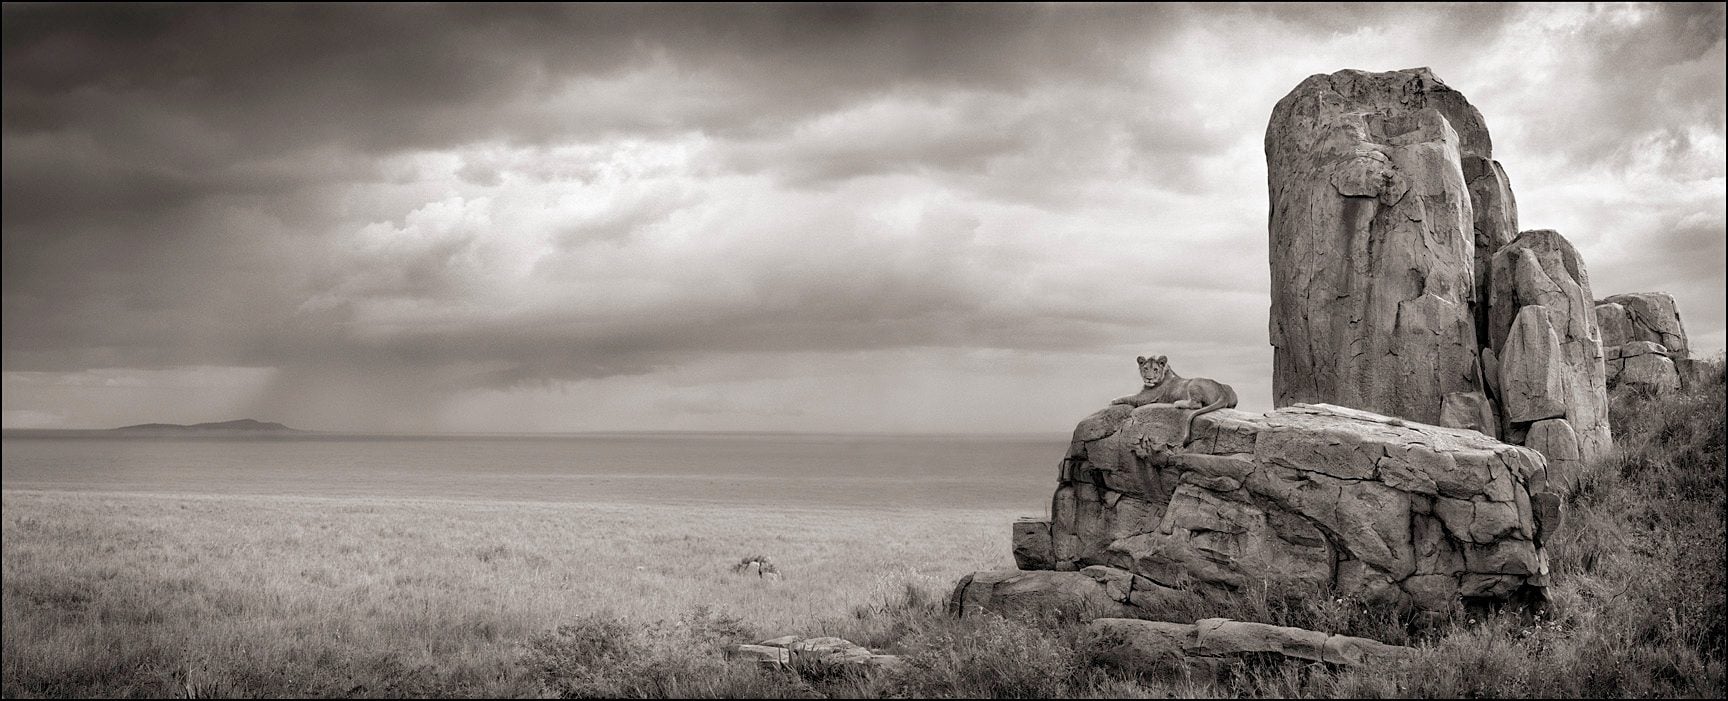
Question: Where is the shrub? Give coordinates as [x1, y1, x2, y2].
[890, 612, 1081, 698]
[521, 606, 763, 698]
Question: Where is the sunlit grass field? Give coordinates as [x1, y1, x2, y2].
[1, 492, 1016, 697]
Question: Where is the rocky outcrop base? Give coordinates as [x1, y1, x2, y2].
[973, 402, 1555, 623]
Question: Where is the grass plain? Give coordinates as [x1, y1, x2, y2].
[1, 493, 1015, 697]
[3, 360, 1724, 698]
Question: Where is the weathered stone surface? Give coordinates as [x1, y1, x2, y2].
[1267, 68, 1483, 426]
[1083, 617, 1413, 678]
[950, 565, 1211, 623]
[948, 569, 1133, 620]
[1465, 155, 1519, 338]
[1595, 301, 1635, 350]
[733, 636, 902, 670]
[1598, 293, 1696, 399]
[1601, 292, 1688, 357]
[1498, 305, 1569, 424]
[988, 402, 1551, 618]
[1440, 390, 1499, 438]
[728, 644, 791, 666]
[1012, 518, 1054, 570]
[1486, 229, 1611, 467]
[1620, 353, 1681, 394]
[1525, 419, 1581, 493]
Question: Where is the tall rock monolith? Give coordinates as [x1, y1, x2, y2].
[1267, 68, 1613, 489]
[1266, 68, 1485, 426]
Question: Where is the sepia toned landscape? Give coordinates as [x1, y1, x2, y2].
[3, 3, 1724, 699]
[4, 368, 1723, 697]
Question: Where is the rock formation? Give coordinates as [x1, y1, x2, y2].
[728, 636, 901, 670]
[1266, 67, 1611, 490]
[1596, 292, 1698, 395]
[955, 403, 1556, 624]
[1083, 617, 1413, 679]
[952, 67, 1684, 636]
[1484, 229, 1612, 484]
[1266, 68, 1482, 427]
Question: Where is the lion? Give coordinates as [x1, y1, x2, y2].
[1111, 354, 1238, 447]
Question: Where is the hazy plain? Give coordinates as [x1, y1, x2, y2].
[4, 381, 1723, 700]
[1, 432, 1047, 696]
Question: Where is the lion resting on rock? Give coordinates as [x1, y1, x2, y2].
[1112, 354, 1238, 447]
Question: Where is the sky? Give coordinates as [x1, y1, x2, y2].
[2, 3, 1723, 433]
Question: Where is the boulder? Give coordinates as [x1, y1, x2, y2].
[1439, 390, 1500, 439]
[732, 636, 902, 670]
[728, 644, 791, 666]
[949, 569, 1136, 621]
[1524, 419, 1581, 493]
[1267, 67, 1483, 426]
[1595, 301, 1635, 350]
[1620, 353, 1682, 394]
[972, 402, 1553, 619]
[1497, 305, 1568, 423]
[1600, 292, 1688, 357]
[1485, 229, 1611, 468]
[1596, 294, 1695, 398]
[1083, 617, 1413, 679]
[952, 565, 1207, 623]
[1012, 518, 1055, 570]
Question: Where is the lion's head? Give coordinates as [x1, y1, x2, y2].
[1136, 355, 1170, 387]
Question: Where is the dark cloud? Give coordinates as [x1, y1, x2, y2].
[2, 3, 1722, 431]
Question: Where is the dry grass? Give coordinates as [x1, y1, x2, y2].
[1, 493, 1014, 697]
[4, 360, 1724, 697]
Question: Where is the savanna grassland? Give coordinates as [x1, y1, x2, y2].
[1, 493, 1016, 697]
[3, 361, 1724, 698]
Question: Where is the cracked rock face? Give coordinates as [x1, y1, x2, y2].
[1266, 67, 1488, 426]
[1083, 617, 1413, 679]
[1485, 229, 1612, 479]
[1599, 293, 1689, 357]
[1266, 68, 1613, 491]
[985, 403, 1554, 619]
[1596, 293, 1693, 395]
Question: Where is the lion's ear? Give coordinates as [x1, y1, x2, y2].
[1136, 356, 1146, 364]
[1156, 355, 1167, 363]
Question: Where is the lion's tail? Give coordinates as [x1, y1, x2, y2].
[1180, 386, 1239, 447]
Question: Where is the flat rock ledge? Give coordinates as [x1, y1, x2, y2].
[971, 401, 1556, 625]
[727, 636, 902, 670]
[1084, 617, 1413, 680]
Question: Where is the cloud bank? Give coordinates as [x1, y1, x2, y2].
[3, 3, 1723, 432]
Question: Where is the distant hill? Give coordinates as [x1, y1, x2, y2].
[112, 419, 301, 433]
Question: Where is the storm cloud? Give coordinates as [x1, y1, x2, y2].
[3, 3, 1723, 432]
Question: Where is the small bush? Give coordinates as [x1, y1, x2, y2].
[890, 613, 1081, 698]
[521, 606, 763, 698]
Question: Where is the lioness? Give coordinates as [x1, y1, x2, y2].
[1112, 355, 1238, 447]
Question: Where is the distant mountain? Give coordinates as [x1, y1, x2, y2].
[112, 419, 302, 433]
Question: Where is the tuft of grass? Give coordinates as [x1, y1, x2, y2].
[521, 606, 769, 698]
